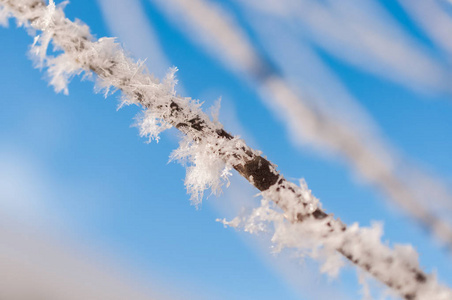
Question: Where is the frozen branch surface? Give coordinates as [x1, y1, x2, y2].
[0, 1, 450, 299]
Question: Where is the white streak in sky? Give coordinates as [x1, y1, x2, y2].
[399, 0, 452, 58]
[149, 0, 262, 76]
[241, 0, 450, 93]
[97, 0, 170, 79]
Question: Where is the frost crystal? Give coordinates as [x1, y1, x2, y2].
[170, 135, 232, 206]
[135, 109, 172, 143]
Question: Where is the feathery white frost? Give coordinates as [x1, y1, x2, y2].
[1, 1, 451, 299]
[170, 135, 233, 205]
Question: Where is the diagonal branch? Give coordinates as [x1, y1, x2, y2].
[0, 0, 450, 299]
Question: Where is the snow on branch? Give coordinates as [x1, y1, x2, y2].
[0, 0, 451, 299]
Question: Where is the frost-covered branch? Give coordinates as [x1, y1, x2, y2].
[1, 0, 451, 299]
[150, 0, 452, 249]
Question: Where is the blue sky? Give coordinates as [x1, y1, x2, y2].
[0, 0, 452, 299]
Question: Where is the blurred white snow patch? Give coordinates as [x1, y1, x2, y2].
[171, 135, 232, 206]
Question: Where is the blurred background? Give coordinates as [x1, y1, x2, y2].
[0, 0, 452, 299]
